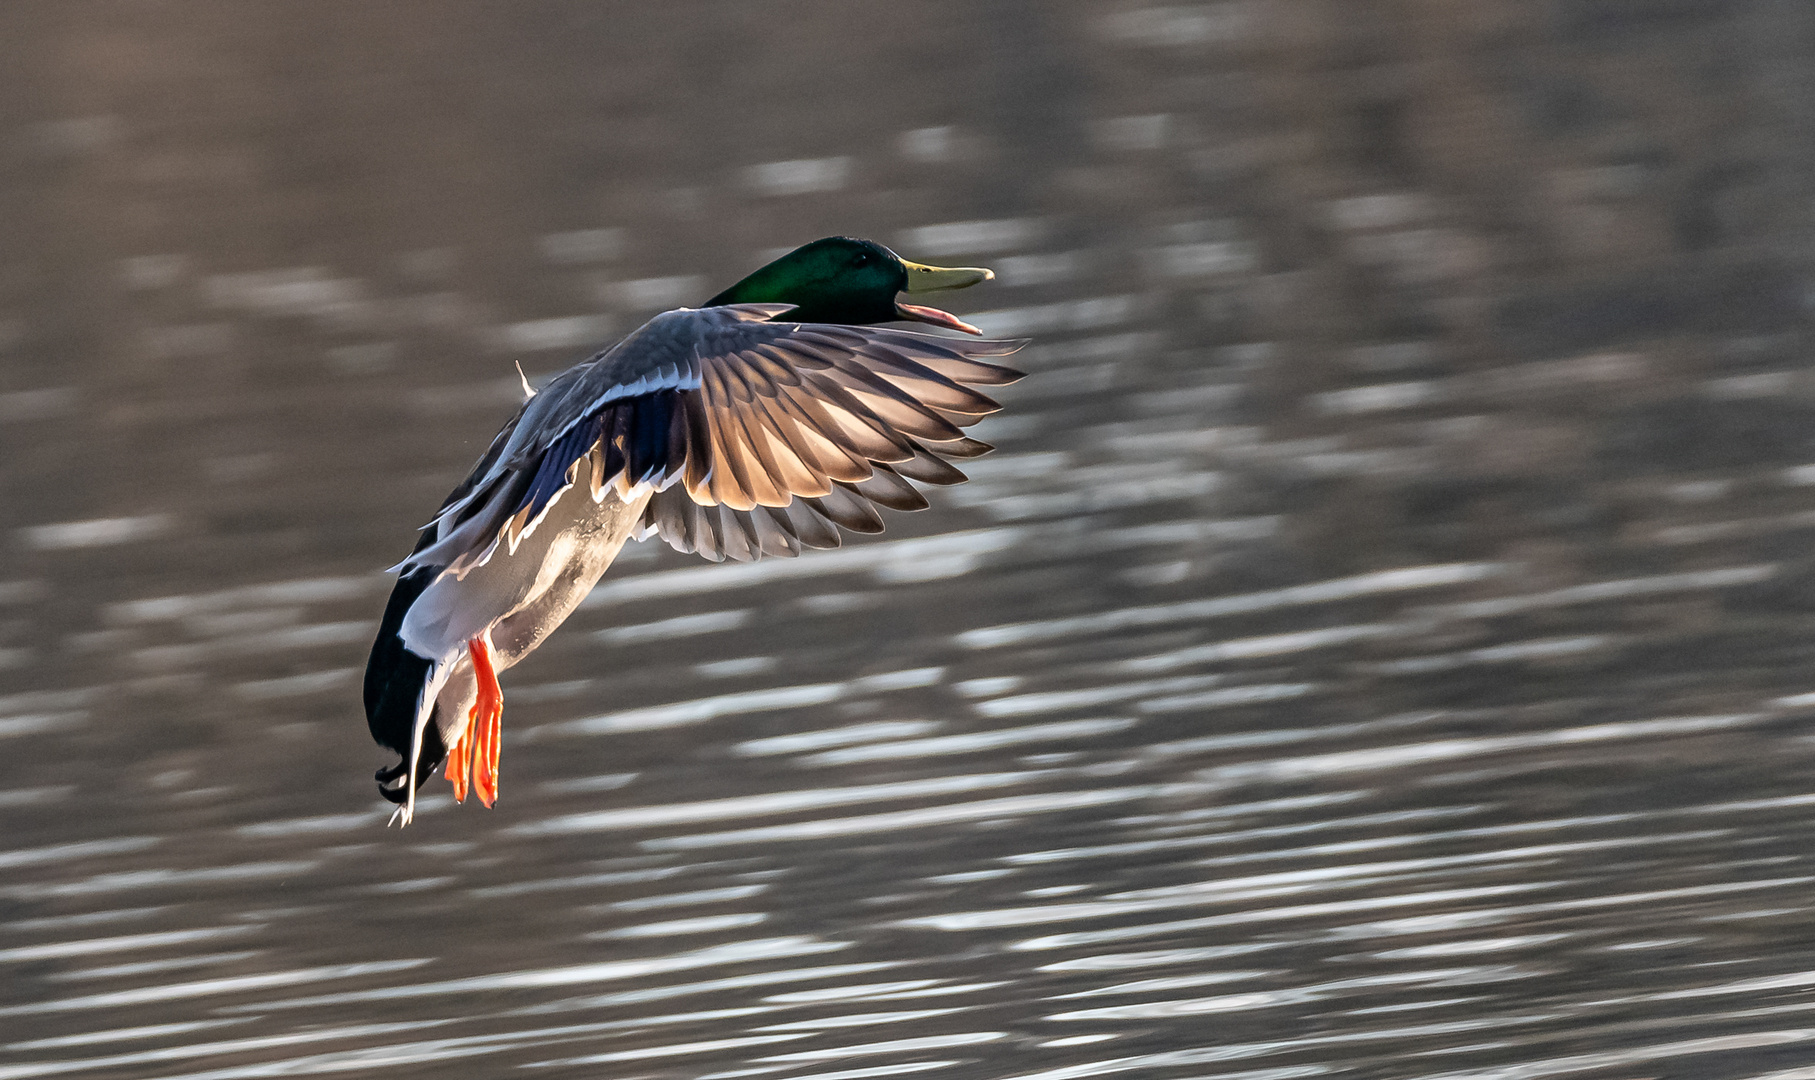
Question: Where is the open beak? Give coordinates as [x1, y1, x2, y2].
[896, 259, 994, 335]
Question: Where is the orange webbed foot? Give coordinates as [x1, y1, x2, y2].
[445, 722, 473, 803]
[466, 635, 503, 807]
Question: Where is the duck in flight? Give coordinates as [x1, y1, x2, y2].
[363, 237, 1026, 825]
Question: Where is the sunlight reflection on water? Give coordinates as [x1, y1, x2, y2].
[7, 3, 1815, 1079]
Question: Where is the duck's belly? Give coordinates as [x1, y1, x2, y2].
[399, 486, 652, 672]
[489, 491, 653, 669]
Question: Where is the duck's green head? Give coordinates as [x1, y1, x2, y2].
[706, 236, 994, 334]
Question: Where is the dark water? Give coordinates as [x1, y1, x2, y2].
[8, 3, 1815, 1078]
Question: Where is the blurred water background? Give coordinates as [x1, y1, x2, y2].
[7, 2, 1815, 1077]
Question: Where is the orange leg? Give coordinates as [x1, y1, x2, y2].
[466, 635, 503, 807]
[444, 719, 472, 803]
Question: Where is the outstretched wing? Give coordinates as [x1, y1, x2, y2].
[396, 304, 1025, 575]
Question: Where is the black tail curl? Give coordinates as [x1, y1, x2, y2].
[364, 567, 451, 803]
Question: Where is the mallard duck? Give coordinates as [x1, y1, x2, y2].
[364, 237, 1025, 824]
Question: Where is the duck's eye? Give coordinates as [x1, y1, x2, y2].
[852, 253, 871, 267]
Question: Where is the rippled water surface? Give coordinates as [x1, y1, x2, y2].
[8, 3, 1815, 1078]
